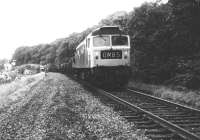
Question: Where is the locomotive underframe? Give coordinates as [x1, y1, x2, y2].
[73, 66, 131, 88]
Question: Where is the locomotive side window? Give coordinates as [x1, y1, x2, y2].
[80, 45, 84, 53]
[93, 36, 110, 47]
[112, 36, 128, 46]
[83, 44, 86, 51]
[87, 38, 90, 48]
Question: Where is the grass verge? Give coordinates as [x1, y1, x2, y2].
[128, 80, 200, 109]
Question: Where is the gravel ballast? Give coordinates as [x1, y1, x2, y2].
[0, 73, 147, 140]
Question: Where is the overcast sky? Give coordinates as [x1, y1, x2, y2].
[0, 0, 167, 59]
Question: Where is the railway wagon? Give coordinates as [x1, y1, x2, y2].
[72, 26, 131, 87]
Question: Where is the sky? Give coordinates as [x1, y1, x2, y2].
[0, 0, 167, 60]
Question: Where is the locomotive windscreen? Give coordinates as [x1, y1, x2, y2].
[93, 36, 110, 47]
[112, 36, 128, 46]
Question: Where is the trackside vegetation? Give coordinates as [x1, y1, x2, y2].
[12, 0, 200, 90]
[129, 80, 200, 110]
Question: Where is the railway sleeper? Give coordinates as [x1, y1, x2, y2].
[158, 114, 193, 118]
[120, 111, 140, 116]
[197, 132, 200, 137]
[137, 102, 156, 107]
[146, 109, 180, 113]
[136, 104, 175, 109]
[186, 127, 200, 132]
[148, 112, 185, 117]
[122, 115, 141, 119]
[144, 128, 171, 135]
[113, 105, 132, 110]
[125, 117, 148, 122]
[141, 106, 172, 110]
[143, 106, 179, 110]
[134, 120, 154, 126]
[170, 119, 200, 124]
[147, 133, 183, 140]
[178, 123, 200, 128]
[113, 108, 138, 114]
[136, 123, 161, 129]
[147, 110, 184, 115]
[166, 116, 200, 121]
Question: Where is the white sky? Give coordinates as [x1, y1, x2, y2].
[0, 0, 167, 59]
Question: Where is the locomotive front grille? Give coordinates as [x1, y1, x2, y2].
[101, 50, 122, 59]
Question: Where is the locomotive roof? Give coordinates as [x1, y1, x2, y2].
[75, 26, 128, 50]
[91, 26, 125, 36]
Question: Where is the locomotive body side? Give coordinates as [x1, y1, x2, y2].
[73, 40, 90, 69]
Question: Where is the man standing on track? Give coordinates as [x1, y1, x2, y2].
[44, 64, 48, 76]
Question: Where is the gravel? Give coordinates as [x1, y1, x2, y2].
[0, 73, 147, 140]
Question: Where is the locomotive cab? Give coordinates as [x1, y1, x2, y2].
[72, 26, 131, 87]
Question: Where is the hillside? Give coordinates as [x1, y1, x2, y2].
[0, 73, 147, 139]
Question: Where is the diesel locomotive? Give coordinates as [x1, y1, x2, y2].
[72, 26, 131, 87]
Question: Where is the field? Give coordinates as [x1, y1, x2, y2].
[0, 72, 147, 140]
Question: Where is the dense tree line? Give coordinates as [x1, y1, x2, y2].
[12, 0, 200, 89]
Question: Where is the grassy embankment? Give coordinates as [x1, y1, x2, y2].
[0, 72, 148, 140]
[128, 80, 200, 110]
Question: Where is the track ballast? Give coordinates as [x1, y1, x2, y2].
[73, 75, 200, 140]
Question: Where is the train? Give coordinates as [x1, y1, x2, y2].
[70, 26, 131, 87]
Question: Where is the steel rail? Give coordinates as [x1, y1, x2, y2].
[127, 88, 200, 114]
[97, 89, 200, 140]
[68, 75, 200, 140]
[84, 82, 199, 140]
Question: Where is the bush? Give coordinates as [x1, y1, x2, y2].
[15, 64, 40, 74]
[165, 74, 200, 90]
[47, 63, 58, 72]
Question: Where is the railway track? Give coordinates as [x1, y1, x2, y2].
[81, 84, 200, 139]
[67, 74, 200, 139]
[110, 88, 200, 140]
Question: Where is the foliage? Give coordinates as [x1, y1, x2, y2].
[126, 0, 200, 87]
[12, 0, 200, 89]
[99, 11, 129, 33]
[15, 64, 40, 74]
